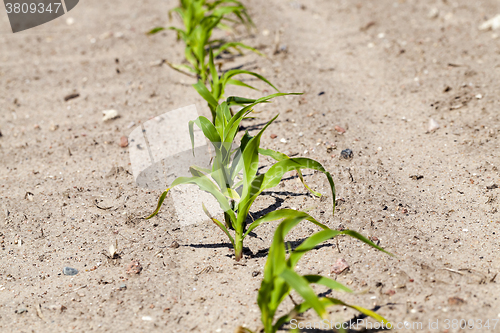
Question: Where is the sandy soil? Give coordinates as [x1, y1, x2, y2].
[1, 0, 500, 332]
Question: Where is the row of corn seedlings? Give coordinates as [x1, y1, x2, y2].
[147, 1, 391, 331]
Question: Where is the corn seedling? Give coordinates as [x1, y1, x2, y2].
[194, 49, 278, 122]
[238, 214, 391, 333]
[147, 95, 336, 261]
[149, 0, 260, 83]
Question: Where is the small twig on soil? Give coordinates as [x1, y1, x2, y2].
[118, 232, 138, 243]
[35, 303, 47, 322]
[442, 268, 463, 275]
[94, 199, 113, 210]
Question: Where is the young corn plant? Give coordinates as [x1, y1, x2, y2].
[149, 0, 259, 83]
[147, 95, 336, 261]
[239, 213, 391, 333]
[194, 49, 279, 122]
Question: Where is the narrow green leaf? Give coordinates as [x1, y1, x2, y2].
[213, 41, 264, 58]
[280, 268, 327, 318]
[259, 148, 321, 197]
[193, 81, 219, 112]
[145, 190, 169, 219]
[239, 114, 278, 210]
[243, 209, 328, 239]
[302, 275, 352, 293]
[148, 27, 165, 34]
[202, 203, 235, 247]
[226, 96, 260, 104]
[221, 69, 279, 93]
[321, 298, 390, 324]
[226, 78, 258, 91]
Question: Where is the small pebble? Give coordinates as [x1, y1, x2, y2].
[428, 8, 439, 19]
[63, 267, 78, 276]
[428, 118, 440, 132]
[479, 14, 500, 31]
[120, 136, 129, 148]
[102, 110, 119, 121]
[64, 93, 80, 102]
[126, 261, 143, 275]
[280, 138, 287, 143]
[340, 149, 353, 159]
[15, 308, 28, 314]
[334, 125, 346, 134]
[270, 134, 277, 139]
[331, 258, 349, 274]
[142, 316, 153, 321]
[170, 241, 180, 249]
[448, 297, 465, 306]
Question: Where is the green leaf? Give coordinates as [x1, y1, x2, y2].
[338, 230, 393, 256]
[280, 268, 327, 318]
[259, 148, 321, 197]
[145, 190, 169, 219]
[221, 69, 279, 93]
[146, 172, 236, 224]
[208, 49, 220, 95]
[148, 27, 165, 34]
[261, 157, 335, 207]
[202, 203, 235, 247]
[213, 41, 264, 58]
[166, 62, 198, 76]
[193, 81, 219, 115]
[320, 298, 390, 324]
[226, 78, 258, 91]
[243, 209, 328, 239]
[238, 158, 336, 235]
[302, 275, 352, 293]
[226, 96, 260, 105]
[238, 114, 278, 214]
[192, 116, 221, 145]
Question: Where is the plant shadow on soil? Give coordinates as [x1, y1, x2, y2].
[185, 189, 318, 259]
[240, 120, 282, 132]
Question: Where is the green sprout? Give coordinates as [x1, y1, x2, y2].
[194, 49, 278, 122]
[147, 95, 336, 262]
[240, 214, 392, 333]
[149, 0, 261, 83]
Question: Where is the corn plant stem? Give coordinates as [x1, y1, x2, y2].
[234, 233, 244, 261]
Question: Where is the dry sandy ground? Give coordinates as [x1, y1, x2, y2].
[1, 0, 500, 332]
